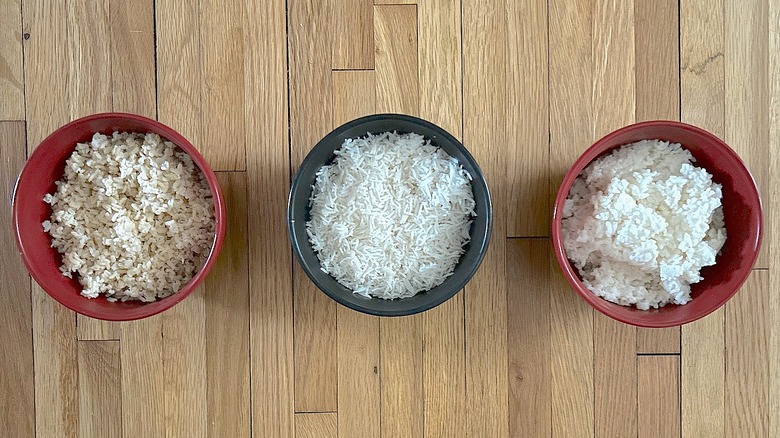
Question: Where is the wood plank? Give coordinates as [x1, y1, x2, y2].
[331, 0, 374, 69]
[374, 5, 418, 116]
[681, 309, 725, 438]
[725, 0, 769, 268]
[156, 0, 202, 154]
[634, 0, 682, 353]
[244, 0, 294, 434]
[32, 284, 79, 438]
[288, 0, 338, 413]
[162, 289, 208, 436]
[507, 239, 551, 437]
[200, 0, 246, 170]
[591, 1, 637, 436]
[22, 0, 70, 147]
[463, 0, 509, 435]
[121, 316, 165, 437]
[548, 0, 594, 435]
[506, 0, 549, 238]
[0, 122, 34, 437]
[769, 0, 779, 434]
[375, 0, 415, 5]
[380, 316, 423, 438]
[332, 70, 376, 124]
[422, 296, 465, 438]
[110, 0, 155, 117]
[206, 173, 250, 437]
[337, 307, 380, 438]
[638, 356, 680, 438]
[156, 1, 208, 435]
[295, 413, 337, 438]
[680, 1, 726, 435]
[68, 0, 119, 340]
[78, 341, 122, 438]
[417, 2, 466, 436]
[725, 270, 769, 436]
[331, 69, 381, 438]
[0, 0, 24, 119]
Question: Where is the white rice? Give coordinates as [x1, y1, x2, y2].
[306, 132, 476, 299]
[561, 140, 727, 310]
[43, 132, 215, 302]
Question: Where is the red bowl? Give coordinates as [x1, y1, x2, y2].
[551, 121, 762, 328]
[12, 113, 226, 321]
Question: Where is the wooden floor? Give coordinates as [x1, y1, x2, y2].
[1, 0, 778, 436]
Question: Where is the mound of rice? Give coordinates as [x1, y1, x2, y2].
[306, 132, 475, 299]
[43, 132, 215, 302]
[561, 140, 727, 310]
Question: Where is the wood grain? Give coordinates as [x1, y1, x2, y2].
[374, 5, 418, 116]
[725, 0, 769, 268]
[375, 0, 415, 5]
[332, 70, 376, 124]
[296, 413, 338, 438]
[769, 0, 779, 434]
[78, 341, 122, 438]
[0, 0, 24, 119]
[156, 0, 202, 153]
[288, 0, 338, 413]
[162, 289, 208, 436]
[110, 0, 155, 117]
[638, 356, 680, 438]
[200, 0, 246, 171]
[121, 316, 165, 437]
[463, 0, 509, 435]
[244, 0, 294, 434]
[32, 284, 79, 438]
[681, 310, 725, 438]
[417, 3, 466, 436]
[337, 307, 380, 438]
[634, 0, 682, 354]
[21, 0, 70, 146]
[680, 1, 726, 435]
[548, 0, 595, 435]
[206, 173, 250, 437]
[591, 2, 638, 437]
[507, 239, 551, 437]
[726, 270, 769, 436]
[0, 122, 33, 437]
[69, 0, 121, 342]
[506, 0, 549, 238]
[380, 316, 424, 438]
[331, 0, 374, 70]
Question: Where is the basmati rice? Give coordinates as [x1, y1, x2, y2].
[306, 132, 476, 299]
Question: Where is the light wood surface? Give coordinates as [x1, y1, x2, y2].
[3, 1, 777, 436]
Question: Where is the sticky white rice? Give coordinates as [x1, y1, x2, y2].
[561, 140, 727, 310]
[43, 132, 215, 302]
[306, 132, 476, 299]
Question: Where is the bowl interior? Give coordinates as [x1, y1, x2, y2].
[552, 121, 762, 327]
[13, 113, 225, 321]
[289, 114, 492, 316]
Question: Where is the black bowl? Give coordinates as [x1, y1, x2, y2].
[287, 114, 492, 316]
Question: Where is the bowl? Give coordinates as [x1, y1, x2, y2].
[552, 120, 762, 328]
[288, 114, 492, 316]
[12, 112, 226, 321]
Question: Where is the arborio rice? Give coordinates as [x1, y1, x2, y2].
[306, 132, 475, 300]
[43, 132, 215, 302]
[561, 140, 727, 310]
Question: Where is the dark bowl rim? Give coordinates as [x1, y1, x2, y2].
[550, 120, 763, 328]
[12, 112, 227, 321]
[287, 113, 493, 317]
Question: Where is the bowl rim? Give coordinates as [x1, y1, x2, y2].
[287, 113, 493, 317]
[551, 119, 763, 328]
[12, 112, 227, 321]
